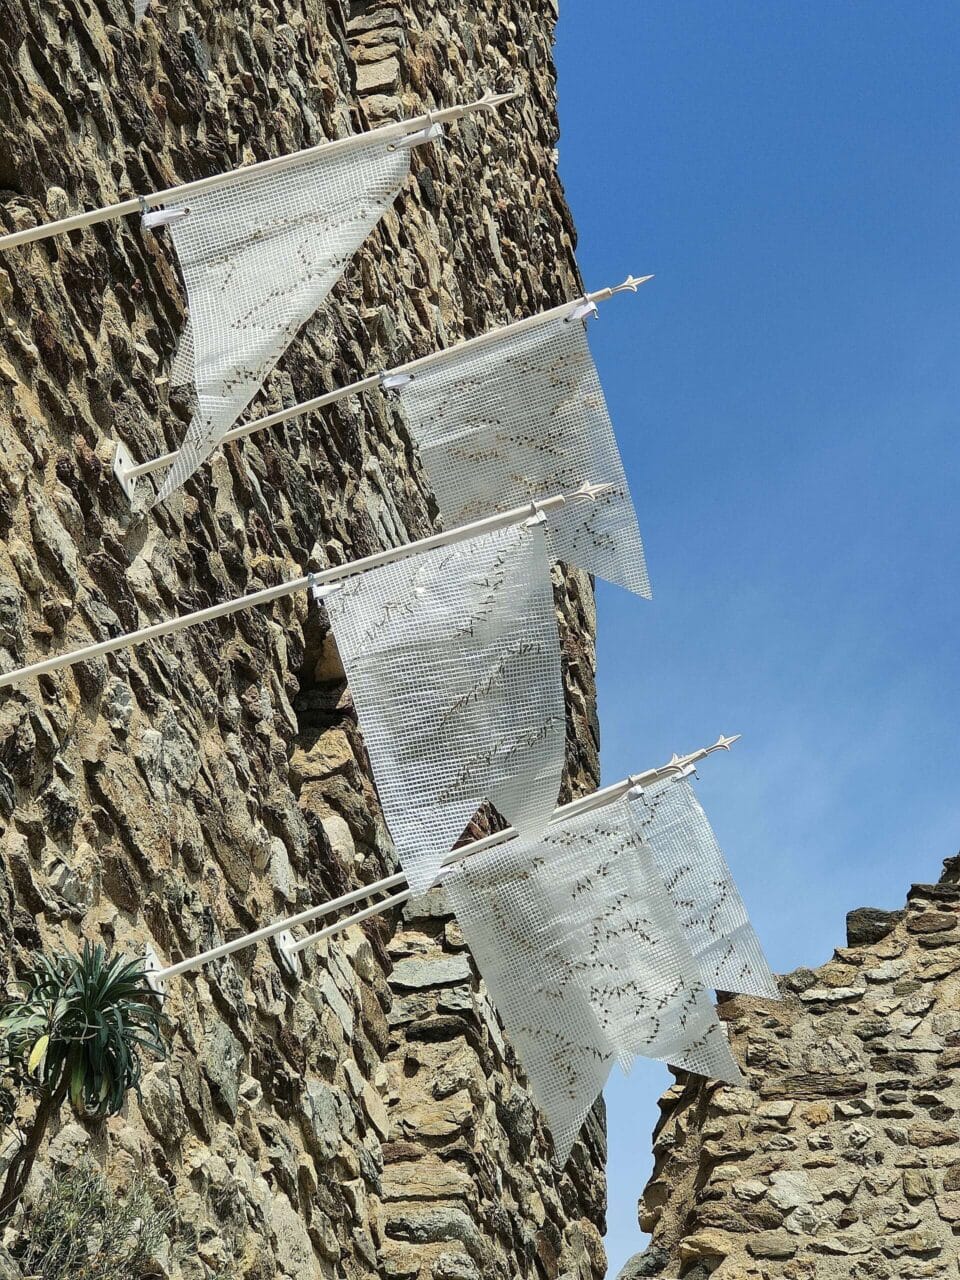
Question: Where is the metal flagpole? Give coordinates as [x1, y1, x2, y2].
[112, 274, 654, 500]
[0, 483, 609, 691]
[142, 736, 739, 993]
[0, 92, 516, 254]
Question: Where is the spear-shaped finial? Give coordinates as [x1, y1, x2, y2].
[651, 734, 742, 785]
[582, 274, 655, 308]
[573, 480, 617, 502]
[477, 88, 521, 111]
[612, 273, 655, 294]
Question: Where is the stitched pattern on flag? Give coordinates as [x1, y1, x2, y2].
[325, 519, 565, 896]
[395, 312, 651, 597]
[153, 139, 410, 503]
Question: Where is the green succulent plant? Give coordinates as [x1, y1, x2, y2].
[0, 943, 166, 1226]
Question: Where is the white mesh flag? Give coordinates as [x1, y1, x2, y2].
[325, 518, 565, 895]
[394, 312, 650, 597]
[153, 140, 411, 503]
[444, 835, 615, 1162]
[445, 793, 743, 1163]
[630, 779, 779, 999]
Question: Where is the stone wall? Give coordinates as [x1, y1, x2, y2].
[0, 1, 607, 1277]
[622, 854, 960, 1280]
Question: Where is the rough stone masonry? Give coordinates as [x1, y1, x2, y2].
[0, 1, 607, 1277]
[622, 853, 960, 1280]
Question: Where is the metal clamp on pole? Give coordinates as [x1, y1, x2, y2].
[275, 930, 302, 980]
[568, 298, 599, 323]
[309, 576, 341, 606]
[391, 121, 444, 151]
[141, 206, 189, 231]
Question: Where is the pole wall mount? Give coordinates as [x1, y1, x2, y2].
[276, 929, 302, 980]
[143, 944, 167, 998]
[113, 441, 139, 503]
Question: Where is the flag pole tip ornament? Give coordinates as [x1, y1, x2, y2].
[477, 89, 520, 111]
[614, 273, 654, 294]
[573, 480, 617, 501]
[143, 945, 167, 999]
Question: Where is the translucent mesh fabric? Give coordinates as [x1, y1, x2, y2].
[134, 0, 149, 19]
[395, 313, 651, 598]
[445, 793, 743, 1163]
[630, 779, 780, 999]
[325, 519, 565, 896]
[153, 141, 410, 504]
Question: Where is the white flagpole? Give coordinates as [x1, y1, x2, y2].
[0, 92, 516, 254]
[395, 273, 653, 376]
[0, 483, 609, 691]
[120, 375, 384, 484]
[113, 274, 654, 498]
[146, 736, 739, 988]
[284, 735, 740, 956]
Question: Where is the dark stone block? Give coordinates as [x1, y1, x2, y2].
[616, 1247, 671, 1278]
[846, 906, 905, 946]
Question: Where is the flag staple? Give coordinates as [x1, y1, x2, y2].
[143, 737, 740, 985]
[390, 120, 445, 151]
[275, 930, 302, 980]
[110, 276, 652, 494]
[269, 735, 745, 962]
[0, 94, 517, 251]
[0, 487, 586, 690]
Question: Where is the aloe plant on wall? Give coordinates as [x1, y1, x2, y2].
[0, 943, 166, 1225]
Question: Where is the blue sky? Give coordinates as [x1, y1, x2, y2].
[553, 2, 960, 1273]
